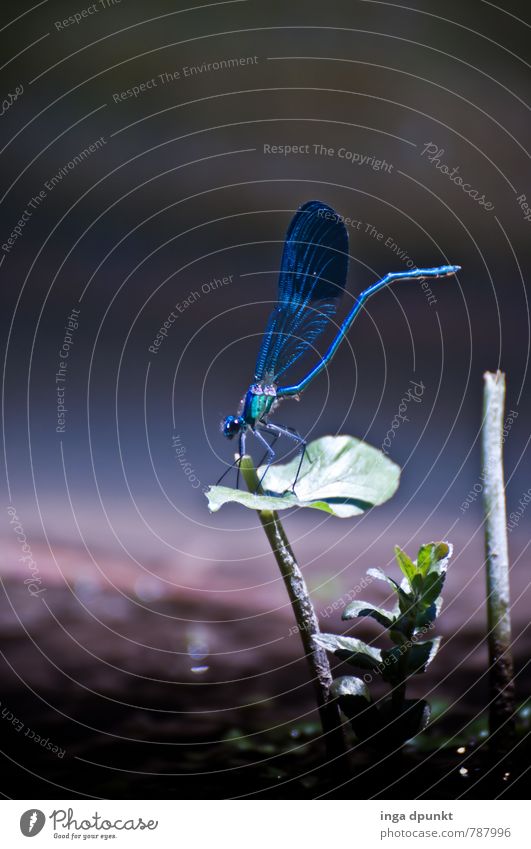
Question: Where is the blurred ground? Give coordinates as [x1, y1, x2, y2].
[0, 515, 529, 798]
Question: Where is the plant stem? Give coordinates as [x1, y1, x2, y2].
[239, 455, 347, 761]
[391, 630, 413, 716]
[391, 661, 408, 715]
[481, 370, 515, 753]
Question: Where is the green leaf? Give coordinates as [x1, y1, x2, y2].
[416, 542, 452, 577]
[342, 600, 395, 629]
[314, 633, 382, 670]
[365, 699, 431, 748]
[394, 546, 417, 584]
[205, 435, 400, 517]
[411, 573, 425, 596]
[331, 675, 371, 702]
[381, 637, 440, 679]
[365, 568, 412, 614]
[331, 676, 373, 724]
[416, 544, 433, 577]
[419, 573, 445, 607]
[330, 675, 371, 702]
[432, 542, 452, 571]
[365, 566, 389, 584]
[414, 597, 442, 629]
[408, 638, 441, 673]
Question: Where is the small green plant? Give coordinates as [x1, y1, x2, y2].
[315, 541, 453, 750]
[207, 434, 401, 760]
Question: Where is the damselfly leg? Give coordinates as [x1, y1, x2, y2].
[255, 431, 280, 473]
[258, 423, 307, 493]
[252, 428, 277, 491]
[236, 430, 246, 490]
[216, 430, 246, 488]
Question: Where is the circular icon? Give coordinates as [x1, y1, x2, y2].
[20, 810, 46, 837]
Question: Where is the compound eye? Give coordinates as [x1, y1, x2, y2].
[223, 416, 240, 438]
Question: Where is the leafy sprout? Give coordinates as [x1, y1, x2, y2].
[315, 542, 453, 749]
[206, 433, 402, 757]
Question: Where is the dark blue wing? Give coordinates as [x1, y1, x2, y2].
[254, 200, 349, 383]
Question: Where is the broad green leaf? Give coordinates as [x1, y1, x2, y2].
[414, 597, 443, 629]
[390, 618, 415, 641]
[411, 573, 424, 596]
[419, 573, 446, 607]
[366, 566, 389, 584]
[375, 699, 431, 746]
[366, 568, 412, 614]
[394, 546, 417, 584]
[367, 566, 409, 595]
[331, 676, 372, 723]
[206, 435, 400, 517]
[342, 600, 395, 629]
[409, 637, 441, 673]
[314, 633, 382, 670]
[381, 637, 440, 678]
[352, 698, 432, 748]
[367, 567, 411, 607]
[432, 542, 452, 571]
[331, 675, 371, 702]
[393, 592, 442, 636]
[416, 544, 434, 576]
[416, 542, 452, 577]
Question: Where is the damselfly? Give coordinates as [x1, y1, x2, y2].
[219, 201, 460, 491]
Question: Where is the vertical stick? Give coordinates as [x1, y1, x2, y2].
[239, 456, 347, 761]
[481, 371, 515, 752]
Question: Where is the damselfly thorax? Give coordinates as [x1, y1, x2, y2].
[241, 383, 279, 427]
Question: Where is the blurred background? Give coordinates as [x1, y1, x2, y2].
[0, 0, 529, 798]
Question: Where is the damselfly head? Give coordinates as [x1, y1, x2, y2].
[222, 415, 245, 439]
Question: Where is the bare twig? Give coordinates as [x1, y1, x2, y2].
[481, 370, 515, 753]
